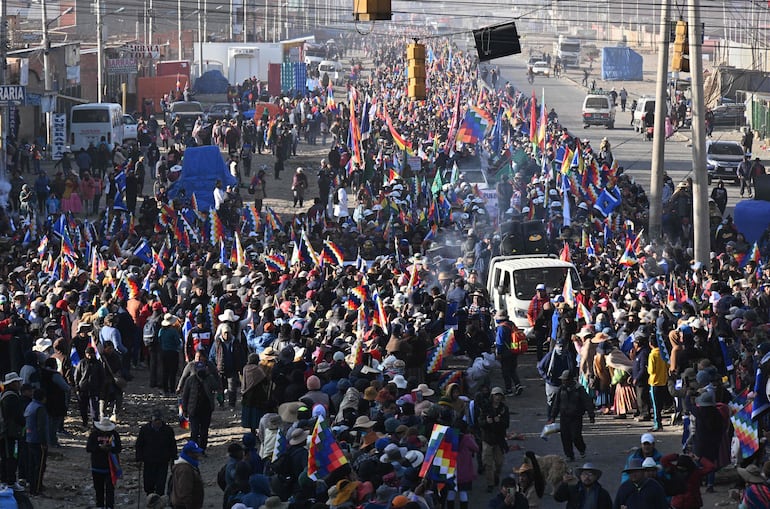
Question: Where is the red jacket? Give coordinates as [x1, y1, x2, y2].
[661, 453, 715, 509]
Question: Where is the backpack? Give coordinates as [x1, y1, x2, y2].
[510, 325, 529, 355]
[143, 317, 160, 346]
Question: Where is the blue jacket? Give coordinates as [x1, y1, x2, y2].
[631, 346, 650, 384]
[158, 326, 182, 352]
[537, 350, 576, 386]
[613, 478, 668, 509]
[24, 400, 48, 445]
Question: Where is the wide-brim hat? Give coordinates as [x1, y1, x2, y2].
[494, 310, 508, 320]
[416, 383, 435, 397]
[404, 449, 424, 469]
[737, 464, 766, 484]
[514, 462, 533, 474]
[354, 415, 377, 429]
[2, 372, 22, 385]
[260, 346, 277, 359]
[575, 463, 602, 479]
[288, 428, 309, 446]
[94, 417, 116, 432]
[218, 309, 240, 322]
[161, 313, 177, 327]
[259, 495, 289, 509]
[590, 332, 609, 344]
[278, 401, 303, 423]
[622, 458, 646, 473]
[32, 338, 53, 352]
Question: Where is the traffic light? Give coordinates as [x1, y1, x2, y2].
[353, 0, 391, 21]
[672, 20, 689, 73]
[407, 42, 426, 100]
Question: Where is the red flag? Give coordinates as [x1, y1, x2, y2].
[529, 90, 537, 144]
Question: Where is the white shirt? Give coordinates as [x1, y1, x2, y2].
[213, 187, 226, 210]
[334, 187, 348, 218]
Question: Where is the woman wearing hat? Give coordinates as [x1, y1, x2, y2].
[86, 417, 122, 509]
[738, 462, 770, 507]
[691, 391, 727, 493]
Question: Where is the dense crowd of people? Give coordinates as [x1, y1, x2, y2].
[0, 29, 769, 509]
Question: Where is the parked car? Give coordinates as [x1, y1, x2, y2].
[205, 103, 233, 123]
[582, 93, 615, 129]
[165, 101, 204, 133]
[122, 114, 138, 143]
[532, 61, 551, 76]
[711, 103, 747, 128]
[706, 140, 745, 184]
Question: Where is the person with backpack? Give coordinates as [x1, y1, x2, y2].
[135, 408, 177, 498]
[270, 428, 308, 500]
[143, 303, 164, 389]
[494, 310, 524, 397]
[170, 440, 205, 509]
[86, 416, 122, 509]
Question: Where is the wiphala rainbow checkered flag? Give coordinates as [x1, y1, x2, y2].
[729, 391, 759, 459]
[419, 424, 459, 482]
[308, 415, 348, 481]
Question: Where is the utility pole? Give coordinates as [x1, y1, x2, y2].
[198, 0, 203, 77]
[689, 0, 709, 265]
[42, 0, 52, 151]
[177, 0, 182, 59]
[230, 0, 234, 40]
[649, 0, 671, 241]
[97, 0, 104, 102]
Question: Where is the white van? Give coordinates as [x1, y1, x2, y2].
[633, 96, 656, 132]
[486, 255, 581, 330]
[70, 103, 124, 151]
[582, 94, 615, 128]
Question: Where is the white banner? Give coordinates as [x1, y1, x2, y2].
[51, 113, 67, 161]
[123, 44, 161, 59]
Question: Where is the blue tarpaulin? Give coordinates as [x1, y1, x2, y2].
[601, 47, 643, 81]
[734, 199, 770, 243]
[167, 145, 237, 211]
[193, 70, 229, 94]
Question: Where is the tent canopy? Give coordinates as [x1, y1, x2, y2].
[167, 145, 237, 211]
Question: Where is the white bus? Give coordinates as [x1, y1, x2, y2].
[70, 103, 125, 151]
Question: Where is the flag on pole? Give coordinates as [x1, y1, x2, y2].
[562, 273, 575, 307]
[731, 399, 759, 458]
[373, 289, 388, 335]
[307, 415, 349, 480]
[419, 424, 459, 482]
[272, 427, 288, 462]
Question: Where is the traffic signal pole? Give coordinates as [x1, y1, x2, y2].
[688, 0, 709, 265]
[649, 0, 671, 241]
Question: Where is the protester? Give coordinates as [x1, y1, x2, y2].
[135, 408, 178, 497]
[86, 416, 122, 509]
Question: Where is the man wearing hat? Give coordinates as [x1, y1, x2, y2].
[554, 463, 612, 509]
[170, 441, 205, 509]
[547, 370, 594, 462]
[86, 416, 122, 509]
[135, 408, 178, 498]
[494, 310, 524, 396]
[614, 458, 668, 509]
[0, 372, 24, 485]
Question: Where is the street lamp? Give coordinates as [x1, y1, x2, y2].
[42, 5, 73, 150]
[96, 4, 125, 103]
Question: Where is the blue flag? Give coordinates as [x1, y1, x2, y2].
[113, 190, 128, 212]
[133, 239, 153, 264]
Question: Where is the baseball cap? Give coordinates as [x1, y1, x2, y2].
[536, 283, 546, 291]
[491, 387, 505, 396]
[641, 433, 655, 444]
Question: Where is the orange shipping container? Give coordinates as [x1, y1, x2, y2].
[136, 75, 190, 114]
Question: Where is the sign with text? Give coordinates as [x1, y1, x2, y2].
[107, 58, 137, 75]
[51, 114, 67, 161]
[123, 44, 161, 59]
[0, 85, 25, 104]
